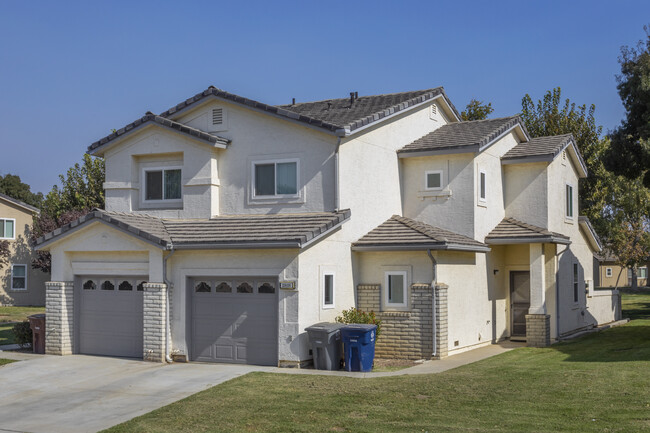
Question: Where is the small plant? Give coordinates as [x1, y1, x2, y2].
[335, 308, 382, 338]
[12, 321, 32, 348]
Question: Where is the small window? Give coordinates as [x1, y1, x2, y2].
[385, 271, 407, 307]
[83, 280, 96, 291]
[11, 264, 26, 290]
[237, 282, 253, 294]
[144, 168, 182, 201]
[215, 281, 232, 293]
[137, 281, 146, 291]
[425, 170, 443, 190]
[258, 282, 276, 294]
[0, 218, 15, 239]
[605, 267, 612, 278]
[253, 160, 298, 197]
[479, 170, 487, 202]
[573, 263, 579, 303]
[101, 280, 115, 291]
[195, 281, 211, 293]
[566, 184, 574, 219]
[323, 273, 334, 308]
[118, 281, 133, 291]
[639, 267, 648, 279]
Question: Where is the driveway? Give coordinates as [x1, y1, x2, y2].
[0, 354, 272, 433]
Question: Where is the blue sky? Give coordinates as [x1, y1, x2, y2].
[1, 0, 648, 194]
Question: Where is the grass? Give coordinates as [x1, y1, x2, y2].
[104, 290, 650, 433]
[0, 358, 16, 367]
[0, 306, 45, 323]
[0, 322, 14, 345]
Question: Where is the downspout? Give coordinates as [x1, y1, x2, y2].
[334, 137, 342, 211]
[427, 249, 438, 358]
[163, 246, 176, 363]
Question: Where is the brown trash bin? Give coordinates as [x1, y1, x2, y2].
[28, 314, 46, 354]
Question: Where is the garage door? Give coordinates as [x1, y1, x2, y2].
[78, 276, 146, 358]
[191, 277, 278, 366]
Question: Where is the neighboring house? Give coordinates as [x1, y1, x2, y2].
[0, 193, 48, 306]
[597, 253, 649, 288]
[36, 86, 620, 366]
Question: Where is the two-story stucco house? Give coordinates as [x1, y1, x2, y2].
[0, 193, 48, 306]
[36, 86, 620, 366]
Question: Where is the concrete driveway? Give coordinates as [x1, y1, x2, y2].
[0, 354, 272, 433]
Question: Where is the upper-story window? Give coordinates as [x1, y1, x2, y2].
[253, 159, 299, 198]
[143, 167, 182, 202]
[565, 184, 574, 219]
[478, 169, 487, 203]
[425, 170, 443, 190]
[0, 218, 15, 239]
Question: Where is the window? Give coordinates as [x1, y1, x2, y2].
[0, 218, 15, 239]
[118, 281, 133, 291]
[253, 160, 298, 197]
[237, 282, 254, 293]
[573, 263, 579, 303]
[479, 170, 487, 203]
[425, 170, 443, 190]
[385, 271, 407, 307]
[144, 167, 182, 201]
[605, 267, 612, 278]
[11, 264, 26, 290]
[638, 267, 648, 279]
[565, 184, 574, 219]
[258, 282, 276, 294]
[323, 272, 335, 308]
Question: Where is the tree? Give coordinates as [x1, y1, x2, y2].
[461, 99, 494, 121]
[0, 240, 9, 268]
[606, 26, 650, 188]
[0, 174, 43, 208]
[31, 154, 105, 273]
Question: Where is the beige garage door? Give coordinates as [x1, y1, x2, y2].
[78, 276, 146, 358]
[191, 277, 278, 366]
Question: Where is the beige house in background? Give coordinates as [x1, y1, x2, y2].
[36, 86, 621, 366]
[598, 253, 649, 288]
[0, 193, 48, 306]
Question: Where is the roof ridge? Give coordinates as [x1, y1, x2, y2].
[277, 88, 443, 107]
[0, 192, 40, 214]
[457, 115, 520, 124]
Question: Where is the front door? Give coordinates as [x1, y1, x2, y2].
[510, 271, 530, 338]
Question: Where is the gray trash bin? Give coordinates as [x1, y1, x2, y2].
[305, 322, 344, 370]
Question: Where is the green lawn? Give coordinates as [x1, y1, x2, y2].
[0, 306, 45, 323]
[0, 322, 14, 345]
[0, 358, 16, 367]
[104, 291, 650, 433]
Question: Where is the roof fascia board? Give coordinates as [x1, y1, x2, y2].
[172, 241, 300, 250]
[501, 154, 555, 165]
[351, 243, 490, 252]
[301, 219, 348, 250]
[579, 218, 603, 251]
[485, 236, 571, 245]
[0, 196, 40, 215]
[565, 139, 588, 178]
[398, 145, 479, 158]
[478, 124, 525, 153]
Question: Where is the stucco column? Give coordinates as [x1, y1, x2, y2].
[529, 243, 546, 315]
[143, 282, 167, 362]
[433, 283, 448, 359]
[45, 281, 74, 355]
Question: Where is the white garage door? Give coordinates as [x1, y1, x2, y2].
[78, 276, 146, 358]
[191, 277, 278, 366]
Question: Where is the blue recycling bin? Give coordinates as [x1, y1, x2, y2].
[340, 324, 377, 372]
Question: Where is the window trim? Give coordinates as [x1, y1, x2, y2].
[565, 183, 574, 220]
[572, 262, 579, 304]
[322, 270, 335, 309]
[141, 166, 183, 204]
[251, 158, 300, 199]
[0, 218, 16, 240]
[478, 169, 487, 204]
[11, 264, 27, 291]
[424, 170, 444, 191]
[605, 267, 612, 278]
[384, 270, 408, 308]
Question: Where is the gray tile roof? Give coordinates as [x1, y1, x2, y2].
[0, 193, 40, 214]
[502, 134, 572, 160]
[35, 209, 350, 250]
[485, 217, 570, 244]
[159, 86, 461, 136]
[352, 215, 489, 252]
[398, 116, 526, 155]
[88, 112, 231, 154]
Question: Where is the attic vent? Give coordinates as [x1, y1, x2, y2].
[212, 108, 224, 125]
[429, 104, 438, 120]
[562, 150, 567, 165]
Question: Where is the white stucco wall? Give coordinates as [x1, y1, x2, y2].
[503, 162, 548, 229]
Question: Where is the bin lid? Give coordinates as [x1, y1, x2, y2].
[341, 324, 377, 331]
[305, 322, 345, 333]
[28, 314, 46, 319]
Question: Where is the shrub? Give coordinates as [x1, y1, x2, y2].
[335, 308, 382, 338]
[12, 321, 32, 348]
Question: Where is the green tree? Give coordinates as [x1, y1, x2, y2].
[461, 99, 494, 121]
[0, 174, 43, 208]
[606, 26, 650, 187]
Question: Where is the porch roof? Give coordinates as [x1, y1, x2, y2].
[485, 217, 571, 245]
[352, 215, 490, 252]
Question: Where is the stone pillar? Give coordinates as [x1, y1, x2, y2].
[525, 314, 550, 347]
[143, 282, 167, 362]
[45, 281, 74, 355]
[433, 283, 448, 359]
[529, 243, 547, 315]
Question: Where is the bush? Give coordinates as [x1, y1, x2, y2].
[335, 308, 382, 338]
[12, 321, 32, 348]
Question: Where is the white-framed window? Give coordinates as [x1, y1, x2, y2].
[425, 170, 443, 190]
[605, 267, 613, 278]
[252, 159, 299, 198]
[384, 271, 407, 308]
[478, 169, 487, 203]
[573, 262, 579, 303]
[565, 183, 574, 219]
[11, 264, 27, 290]
[322, 271, 335, 309]
[142, 166, 182, 202]
[0, 218, 15, 240]
[639, 267, 648, 279]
